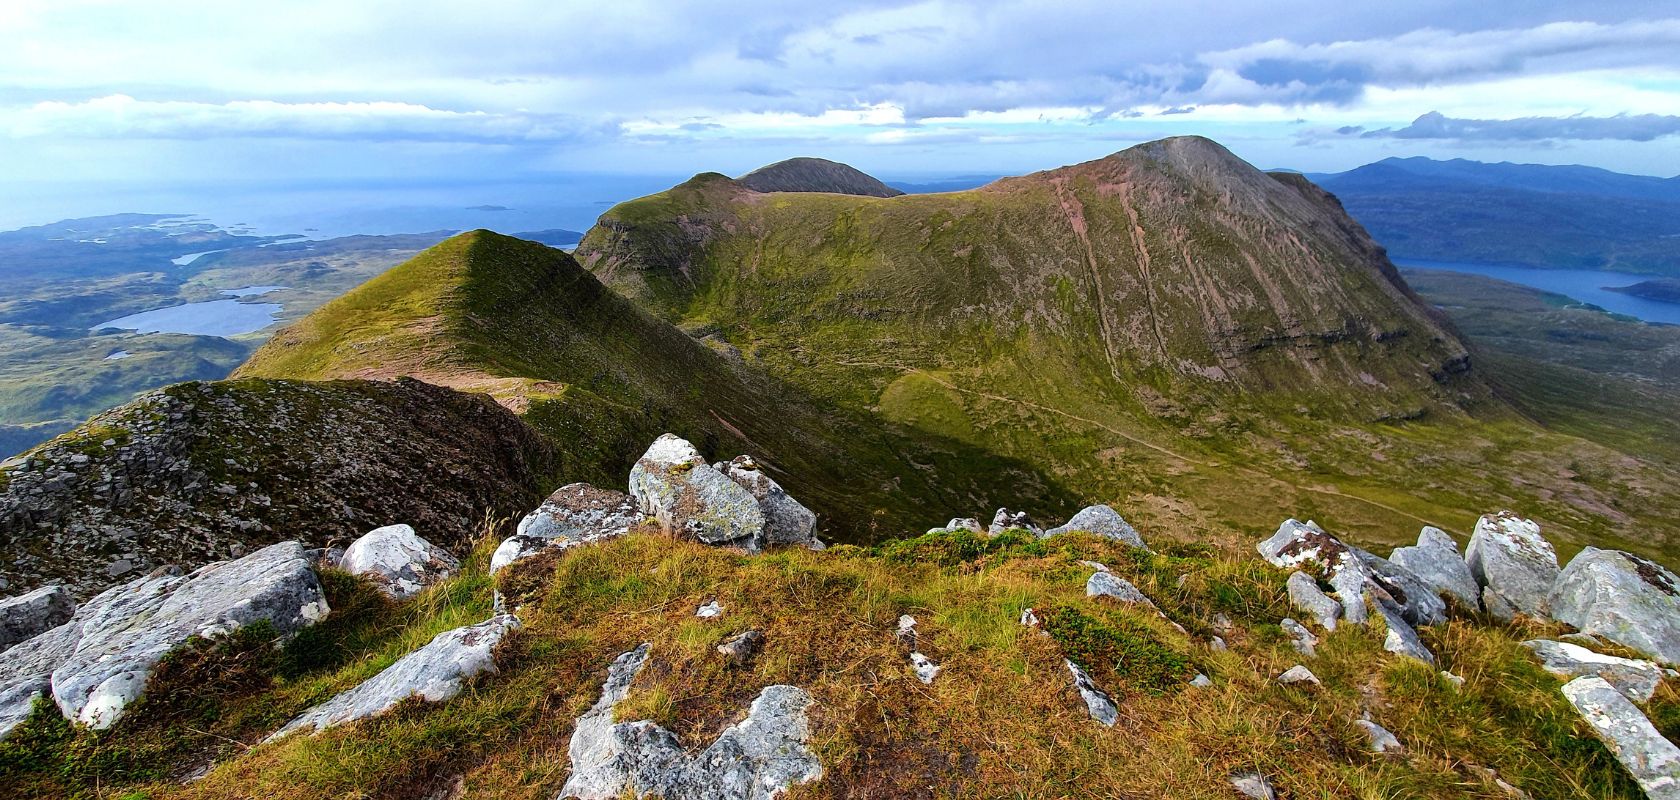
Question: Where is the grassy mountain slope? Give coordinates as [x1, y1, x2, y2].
[577, 138, 1680, 559]
[238, 230, 1082, 541]
[6, 524, 1670, 800]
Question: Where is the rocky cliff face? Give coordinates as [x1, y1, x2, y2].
[0, 377, 554, 596]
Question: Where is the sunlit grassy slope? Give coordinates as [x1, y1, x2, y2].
[6, 525, 1671, 799]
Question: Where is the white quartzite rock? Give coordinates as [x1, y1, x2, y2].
[1523, 639, 1664, 703]
[494, 484, 646, 575]
[1278, 665, 1320, 687]
[1373, 598, 1435, 665]
[560, 644, 822, 800]
[989, 508, 1042, 536]
[1286, 572, 1341, 631]
[720, 456, 817, 548]
[1044, 504, 1149, 550]
[1230, 772, 1277, 799]
[1356, 719, 1404, 753]
[1561, 676, 1680, 799]
[1389, 526, 1481, 611]
[271, 613, 519, 739]
[0, 585, 74, 653]
[1548, 547, 1680, 666]
[339, 524, 459, 600]
[1281, 618, 1319, 658]
[1086, 570, 1155, 608]
[1465, 512, 1558, 620]
[629, 435, 766, 551]
[1258, 519, 1444, 628]
[1065, 659, 1118, 726]
[931, 517, 983, 535]
[0, 542, 328, 734]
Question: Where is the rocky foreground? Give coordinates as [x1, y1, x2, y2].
[2, 434, 1680, 798]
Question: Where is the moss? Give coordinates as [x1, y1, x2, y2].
[1040, 603, 1192, 695]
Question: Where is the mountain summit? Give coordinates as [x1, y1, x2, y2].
[736, 156, 905, 197]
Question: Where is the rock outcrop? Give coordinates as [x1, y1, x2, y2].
[0, 585, 73, 653]
[1465, 512, 1558, 620]
[989, 508, 1041, 536]
[0, 378, 553, 598]
[719, 456, 817, 548]
[1524, 639, 1664, 702]
[493, 484, 646, 575]
[1044, 505, 1148, 550]
[0, 541, 326, 736]
[1548, 547, 1680, 665]
[560, 644, 822, 800]
[1258, 519, 1444, 627]
[1086, 571, 1154, 607]
[1372, 598, 1434, 664]
[629, 435, 766, 551]
[1561, 676, 1680, 799]
[1389, 526, 1480, 611]
[339, 524, 459, 600]
[272, 613, 519, 739]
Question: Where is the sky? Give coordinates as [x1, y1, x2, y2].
[2, 1, 1679, 228]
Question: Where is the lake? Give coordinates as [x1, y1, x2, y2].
[1396, 259, 1680, 326]
[92, 298, 281, 337]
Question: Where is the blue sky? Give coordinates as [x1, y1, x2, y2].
[3, 0, 1679, 221]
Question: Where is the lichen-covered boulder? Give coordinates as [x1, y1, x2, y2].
[1389, 526, 1480, 611]
[1259, 519, 1444, 627]
[339, 524, 459, 600]
[493, 484, 646, 575]
[560, 644, 822, 800]
[1065, 659, 1117, 726]
[0, 542, 328, 733]
[1465, 512, 1558, 620]
[1548, 547, 1680, 665]
[989, 508, 1042, 536]
[1523, 639, 1664, 702]
[271, 613, 518, 739]
[720, 456, 817, 547]
[1286, 572, 1341, 631]
[0, 585, 74, 653]
[628, 434, 765, 550]
[1562, 676, 1680, 799]
[1044, 505, 1148, 550]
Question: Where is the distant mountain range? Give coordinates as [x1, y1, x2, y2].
[1306, 157, 1680, 276]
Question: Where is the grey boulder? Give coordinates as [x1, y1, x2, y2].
[1373, 598, 1434, 665]
[931, 517, 983, 535]
[1086, 571, 1155, 608]
[2, 542, 328, 732]
[1523, 639, 1664, 703]
[1065, 659, 1118, 726]
[1230, 772, 1277, 800]
[629, 434, 766, 551]
[1356, 719, 1404, 753]
[1281, 618, 1319, 658]
[271, 613, 518, 739]
[1044, 505, 1148, 550]
[0, 585, 74, 653]
[1548, 547, 1680, 665]
[1465, 512, 1558, 620]
[340, 524, 459, 600]
[494, 484, 646, 575]
[1389, 526, 1480, 611]
[1286, 571, 1341, 631]
[1562, 676, 1680, 799]
[721, 456, 817, 547]
[1278, 665, 1320, 686]
[560, 644, 822, 800]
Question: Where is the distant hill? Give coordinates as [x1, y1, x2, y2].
[1607, 277, 1680, 305]
[737, 157, 905, 197]
[1309, 157, 1680, 276]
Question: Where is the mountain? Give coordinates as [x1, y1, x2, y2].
[1310, 157, 1680, 276]
[737, 157, 906, 197]
[1608, 278, 1680, 305]
[237, 229, 1079, 541]
[575, 137, 1680, 558]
